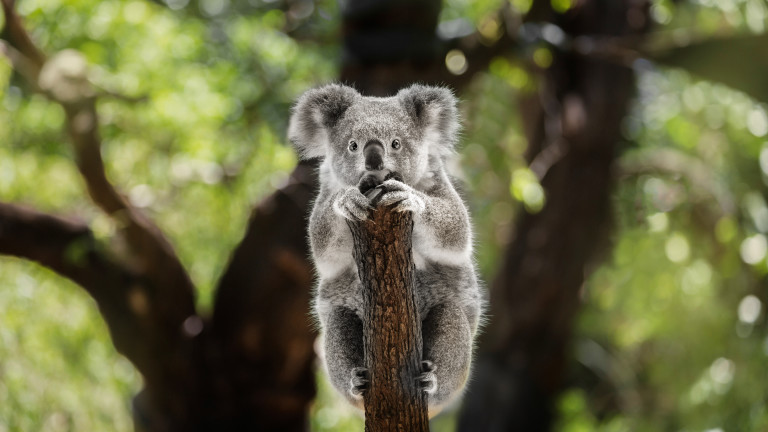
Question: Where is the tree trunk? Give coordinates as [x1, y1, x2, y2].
[457, 1, 650, 430]
[133, 162, 320, 432]
[347, 205, 430, 432]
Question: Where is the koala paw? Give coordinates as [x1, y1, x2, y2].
[416, 360, 438, 395]
[349, 367, 370, 400]
[378, 179, 426, 214]
[333, 187, 372, 221]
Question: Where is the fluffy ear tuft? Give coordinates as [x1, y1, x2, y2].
[397, 84, 460, 155]
[288, 84, 360, 159]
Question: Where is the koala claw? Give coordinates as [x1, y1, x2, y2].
[417, 360, 438, 395]
[333, 188, 372, 221]
[349, 367, 370, 400]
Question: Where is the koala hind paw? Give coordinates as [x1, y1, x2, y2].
[416, 360, 438, 395]
[349, 367, 370, 400]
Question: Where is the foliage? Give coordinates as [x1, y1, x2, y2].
[555, 1, 768, 430]
[1, 0, 767, 431]
[0, 261, 138, 431]
[1, 0, 336, 429]
[564, 67, 768, 431]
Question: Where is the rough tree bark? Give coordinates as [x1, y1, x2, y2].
[347, 204, 430, 432]
[458, 1, 651, 430]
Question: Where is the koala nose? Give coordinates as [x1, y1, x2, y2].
[363, 140, 384, 171]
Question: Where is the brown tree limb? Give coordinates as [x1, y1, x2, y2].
[0, 201, 111, 289]
[61, 96, 195, 299]
[1, 5, 206, 428]
[0, 0, 45, 74]
[0, 1, 195, 314]
[0, 41, 42, 90]
[0, 201, 207, 430]
[347, 205, 429, 432]
[210, 160, 319, 430]
[0, 202, 157, 376]
[458, 1, 651, 430]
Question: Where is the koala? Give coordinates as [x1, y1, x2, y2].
[288, 83, 483, 416]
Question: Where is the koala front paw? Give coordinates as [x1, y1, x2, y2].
[378, 179, 426, 214]
[349, 367, 370, 400]
[333, 187, 372, 221]
[416, 360, 438, 395]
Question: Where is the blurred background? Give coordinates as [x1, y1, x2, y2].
[1, 0, 767, 431]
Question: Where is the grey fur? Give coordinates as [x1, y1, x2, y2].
[288, 83, 483, 415]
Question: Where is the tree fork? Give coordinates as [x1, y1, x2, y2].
[347, 203, 430, 432]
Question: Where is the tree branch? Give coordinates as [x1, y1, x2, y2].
[0, 200, 210, 428]
[210, 160, 319, 427]
[0, 0, 45, 74]
[347, 204, 429, 431]
[1, 6, 207, 422]
[459, 1, 650, 429]
[0, 202, 160, 373]
[0, 1, 195, 315]
[0, 201, 104, 288]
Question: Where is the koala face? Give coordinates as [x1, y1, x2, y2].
[327, 99, 428, 186]
[288, 84, 459, 187]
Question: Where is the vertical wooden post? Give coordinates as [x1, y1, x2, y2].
[347, 205, 430, 432]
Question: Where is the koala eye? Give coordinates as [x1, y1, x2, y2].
[348, 140, 358, 152]
[391, 139, 401, 150]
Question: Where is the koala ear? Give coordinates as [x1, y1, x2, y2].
[288, 84, 360, 159]
[398, 84, 460, 155]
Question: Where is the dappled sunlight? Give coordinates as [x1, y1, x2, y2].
[568, 6, 768, 422]
[0, 260, 139, 431]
